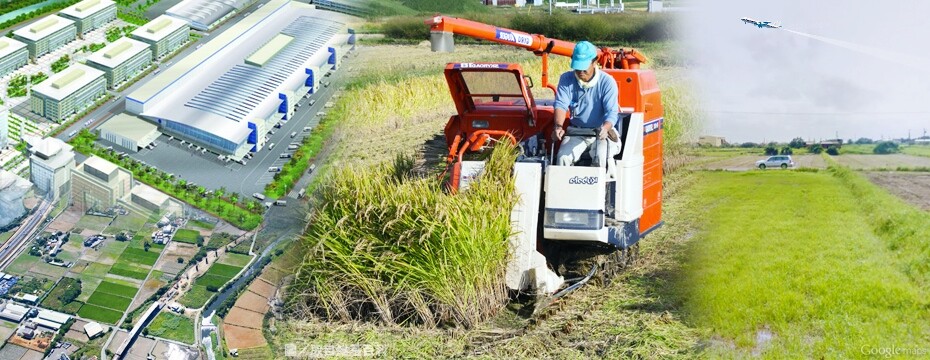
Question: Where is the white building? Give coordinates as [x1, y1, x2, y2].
[58, 0, 117, 35]
[30, 63, 107, 122]
[0, 37, 29, 78]
[130, 15, 189, 60]
[24, 136, 76, 198]
[13, 15, 77, 59]
[0, 302, 29, 322]
[84, 322, 105, 338]
[36, 309, 71, 330]
[0, 108, 8, 149]
[166, 0, 253, 31]
[0, 170, 32, 229]
[98, 114, 161, 152]
[85, 37, 153, 88]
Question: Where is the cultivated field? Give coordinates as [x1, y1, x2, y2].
[146, 312, 195, 345]
[831, 154, 930, 170]
[865, 172, 930, 210]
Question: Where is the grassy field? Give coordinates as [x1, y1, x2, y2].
[146, 312, 195, 344]
[904, 145, 930, 157]
[40, 277, 83, 314]
[218, 253, 252, 267]
[179, 285, 212, 308]
[173, 229, 201, 244]
[673, 170, 930, 357]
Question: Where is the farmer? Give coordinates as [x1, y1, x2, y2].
[551, 41, 620, 167]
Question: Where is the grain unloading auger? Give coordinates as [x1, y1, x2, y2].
[427, 16, 665, 303]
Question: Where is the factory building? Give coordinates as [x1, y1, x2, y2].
[130, 15, 189, 60]
[0, 38, 29, 78]
[13, 15, 77, 59]
[86, 37, 152, 88]
[24, 136, 76, 199]
[58, 0, 117, 35]
[70, 155, 133, 213]
[31, 63, 106, 122]
[98, 114, 161, 152]
[126, 0, 353, 160]
[166, 0, 254, 31]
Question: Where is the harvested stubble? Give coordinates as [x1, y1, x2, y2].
[291, 144, 519, 328]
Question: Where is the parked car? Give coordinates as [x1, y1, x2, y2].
[280, 153, 292, 159]
[756, 155, 795, 169]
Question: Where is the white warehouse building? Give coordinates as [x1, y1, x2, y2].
[126, 0, 354, 160]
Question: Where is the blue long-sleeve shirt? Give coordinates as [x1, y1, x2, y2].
[553, 70, 619, 129]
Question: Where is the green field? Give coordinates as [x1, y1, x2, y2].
[108, 263, 149, 280]
[5, 253, 41, 275]
[903, 145, 930, 157]
[93, 281, 138, 298]
[78, 304, 124, 324]
[178, 285, 213, 308]
[189, 220, 216, 230]
[86, 291, 133, 310]
[674, 170, 930, 357]
[218, 253, 252, 267]
[173, 229, 201, 244]
[205, 263, 242, 278]
[145, 312, 195, 344]
[117, 247, 161, 266]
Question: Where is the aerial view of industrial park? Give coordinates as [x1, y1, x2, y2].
[1, 0, 929, 359]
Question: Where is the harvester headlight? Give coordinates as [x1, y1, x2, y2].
[544, 209, 603, 230]
[472, 120, 489, 129]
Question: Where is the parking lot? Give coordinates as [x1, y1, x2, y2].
[110, 59, 352, 198]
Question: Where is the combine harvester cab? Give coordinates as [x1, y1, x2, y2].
[432, 15, 665, 298]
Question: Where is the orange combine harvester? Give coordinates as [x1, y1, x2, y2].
[427, 16, 664, 300]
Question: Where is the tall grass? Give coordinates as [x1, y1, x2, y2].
[290, 144, 519, 327]
[381, 12, 676, 44]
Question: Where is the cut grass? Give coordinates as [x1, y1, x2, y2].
[673, 170, 930, 357]
[78, 303, 124, 324]
[146, 312, 195, 344]
[173, 229, 201, 245]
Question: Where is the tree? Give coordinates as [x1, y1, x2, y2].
[177, 257, 184, 264]
[116, 233, 128, 242]
[855, 137, 874, 145]
[780, 147, 793, 155]
[143, 241, 151, 251]
[789, 137, 806, 149]
[739, 142, 758, 148]
[809, 144, 824, 154]
[764, 146, 778, 156]
[826, 146, 840, 155]
[873, 141, 900, 154]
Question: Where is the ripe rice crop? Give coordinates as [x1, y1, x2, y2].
[290, 143, 519, 328]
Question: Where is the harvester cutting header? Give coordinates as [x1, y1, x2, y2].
[425, 16, 665, 301]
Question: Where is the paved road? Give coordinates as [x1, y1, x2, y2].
[0, 199, 50, 269]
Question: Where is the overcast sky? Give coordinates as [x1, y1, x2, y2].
[680, 0, 930, 143]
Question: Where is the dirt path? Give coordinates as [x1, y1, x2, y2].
[865, 172, 930, 210]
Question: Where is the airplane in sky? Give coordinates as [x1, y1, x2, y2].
[741, 17, 782, 29]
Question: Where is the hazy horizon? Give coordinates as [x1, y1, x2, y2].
[680, 0, 930, 143]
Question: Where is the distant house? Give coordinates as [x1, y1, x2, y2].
[698, 135, 727, 147]
[817, 139, 843, 148]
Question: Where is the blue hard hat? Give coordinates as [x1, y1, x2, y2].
[571, 41, 598, 71]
